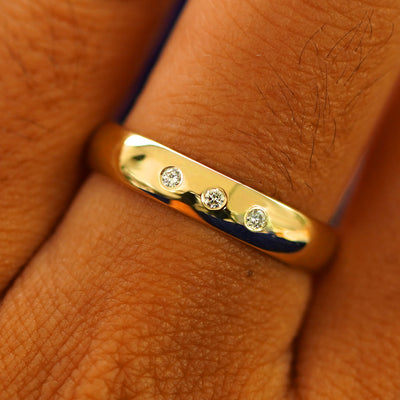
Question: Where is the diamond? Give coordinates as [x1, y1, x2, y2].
[244, 206, 268, 232]
[201, 188, 227, 210]
[160, 166, 183, 189]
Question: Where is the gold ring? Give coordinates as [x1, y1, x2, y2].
[89, 123, 336, 272]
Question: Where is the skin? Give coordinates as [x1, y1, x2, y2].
[0, 0, 399, 398]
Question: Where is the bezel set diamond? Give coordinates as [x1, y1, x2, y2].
[201, 188, 227, 211]
[159, 167, 268, 231]
[244, 206, 268, 232]
[160, 166, 183, 189]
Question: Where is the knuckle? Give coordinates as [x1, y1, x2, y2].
[0, 176, 309, 398]
[139, 0, 400, 214]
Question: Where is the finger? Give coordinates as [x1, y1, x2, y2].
[295, 84, 400, 399]
[0, 0, 179, 290]
[1, 0, 400, 398]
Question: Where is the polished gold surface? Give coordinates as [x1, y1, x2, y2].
[89, 123, 336, 271]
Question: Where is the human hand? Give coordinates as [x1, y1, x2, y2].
[0, 1, 399, 399]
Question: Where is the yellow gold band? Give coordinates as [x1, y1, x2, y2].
[89, 123, 336, 272]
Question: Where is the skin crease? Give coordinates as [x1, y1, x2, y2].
[0, 0, 399, 399]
